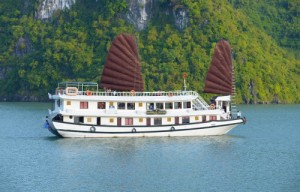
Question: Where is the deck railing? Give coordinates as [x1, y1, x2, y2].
[57, 89, 199, 97]
[56, 82, 199, 97]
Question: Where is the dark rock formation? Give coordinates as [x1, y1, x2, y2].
[14, 37, 33, 57]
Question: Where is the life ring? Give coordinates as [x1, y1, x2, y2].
[171, 126, 175, 131]
[210, 104, 215, 109]
[130, 90, 135, 96]
[86, 90, 92, 96]
[90, 126, 96, 132]
[132, 128, 136, 133]
[65, 87, 78, 96]
[168, 92, 173, 97]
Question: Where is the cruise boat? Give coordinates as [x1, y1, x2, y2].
[44, 34, 246, 138]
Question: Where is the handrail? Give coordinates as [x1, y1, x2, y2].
[56, 82, 199, 97]
[57, 89, 199, 97]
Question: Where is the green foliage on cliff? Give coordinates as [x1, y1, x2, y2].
[0, 0, 299, 103]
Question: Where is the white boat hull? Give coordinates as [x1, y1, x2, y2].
[50, 119, 244, 138]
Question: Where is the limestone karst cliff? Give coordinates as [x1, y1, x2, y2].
[35, 0, 188, 30]
[36, 0, 76, 19]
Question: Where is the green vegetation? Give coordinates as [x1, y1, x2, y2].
[0, 0, 299, 103]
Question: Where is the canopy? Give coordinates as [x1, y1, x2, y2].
[203, 40, 233, 95]
[100, 34, 144, 91]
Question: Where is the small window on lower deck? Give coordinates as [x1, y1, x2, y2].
[209, 116, 217, 121]
[125, 118, 133, 125]
[97, 117, 101, 125]
[182, 116, 190, 124]
[109, 118, 114, 123]
[139, 118, 143, 123]
[79, 116, 84, 123]
[154, 118, 162, 125]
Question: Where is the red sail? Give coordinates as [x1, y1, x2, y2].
[100, 34, 144, 91]
[204, 40, 233, 95]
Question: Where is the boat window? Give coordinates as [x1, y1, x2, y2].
[118, 102, 125, 109]
[202, 116, 206, 122]
[80, 102, 88, 109]
[79, 116, 84, 123]
[125, 118, 133, 125]
[127, 103, 135, 110]
[182, 117, 190, 124]
[66, 101, 71, 105]
[147, 103, 154, 110]
[98, 102, 106, 109]
[87, 117, 92, 123]
[139, 118, 143, 123]
[147, 118, 151, 126]
[209, 116, 217, 121]
[175, 117, 179, 125]
[183, 101, 191, 109]
[156, 103, 164, 110]
[109, 118, 114, 123]
[167, 117, 172, 122]
[174, 102, 182, 109]
[195, 116, 199, 121]
[97, 117, 101, 125]
[138, 102, 143, 107]
[165, 102, 173, 109]
[154, 118, 162, 125]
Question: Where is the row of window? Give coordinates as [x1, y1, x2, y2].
[75, 101, 192, 110]
[68, 115, 217, 126]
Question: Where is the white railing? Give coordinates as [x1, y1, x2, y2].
[57, 89, 199, 97]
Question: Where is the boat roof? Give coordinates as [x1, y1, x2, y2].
[215, 95, 231, 101]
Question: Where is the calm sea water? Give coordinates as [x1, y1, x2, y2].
[0, 102, 299, 192]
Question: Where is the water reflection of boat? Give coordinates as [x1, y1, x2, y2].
[44, 34, 246, 138]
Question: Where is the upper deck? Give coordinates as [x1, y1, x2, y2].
[53, 82, 200, 102]
[49, 82, 210, 111]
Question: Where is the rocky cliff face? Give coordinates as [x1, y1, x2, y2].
[172, 6, 188, 31]
[126, 0, 154, 31]
[35, 0, 188, 31]
[125, 0, 189, 31]
[36, 0, 76, 19]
